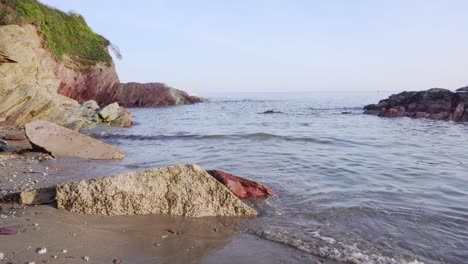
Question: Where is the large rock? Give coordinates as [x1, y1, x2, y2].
[104, 82, 205, 107]
[207, 170, 273, 199]
[56, 164, 257, 217]
[0, 25, 132, 129]
[364, 88, 468, 122]
[25, 120, 124, 160]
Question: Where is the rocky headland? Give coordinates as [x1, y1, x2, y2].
[364, 87, 468, 121]
[0, 0, 203, 130]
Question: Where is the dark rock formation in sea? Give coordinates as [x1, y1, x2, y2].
[207, 170, 273, 199]
[364, 88, 468, 122]
[106, 82, 205, 107]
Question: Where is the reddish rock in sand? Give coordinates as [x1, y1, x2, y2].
[25, 120, 125, 160]
[2, 134, 27, 141]
[207, 170, 273, 199]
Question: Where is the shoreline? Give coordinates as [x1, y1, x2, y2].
[0, 127, 331, 264]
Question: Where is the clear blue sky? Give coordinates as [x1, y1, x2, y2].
[41, 0, 468, 94]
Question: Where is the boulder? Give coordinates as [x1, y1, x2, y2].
[2, 133, 26, 141]
[98, 102, 120, 121]
[25, 120, 124, 160]
[207, 170, 273, 199]
[81, 100, 100, 111]
[56, 164, 257, 217]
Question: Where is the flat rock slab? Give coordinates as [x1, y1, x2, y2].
[25, 120, 124, 160]
[56, 164, 257, 217]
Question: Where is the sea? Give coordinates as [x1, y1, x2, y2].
[53, 91, 468, 263]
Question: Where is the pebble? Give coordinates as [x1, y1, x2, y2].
[62, 249, 68, 253]
[33, 223, 39, 226]
[0, 252, 4, 260]
[83, 256, 90, 262]
[37, 247, 47, 254]
[161, 235, 168, 239]
[52, 255, 58, 259]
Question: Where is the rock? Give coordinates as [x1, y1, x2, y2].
[378, 106, 406, 118]
[2, 133, 27, 141]
[105, 82, 205, 107]
[81, 100, 100, 110]
[364, 88, 468, 122]
[456, 86, 468, 92]
[207, 170, 273, 199]
[0, 225, 19, 235]
[36, 248, 47, 254]
[0, 139, 7, 152]
[263, 110, 283, 114]
[19, 188, 56, 205]
[56, 164, 257, 217]
[98, 102, 121, 121]
[25, 120, 125, 160]
[110, 110, 133, 127]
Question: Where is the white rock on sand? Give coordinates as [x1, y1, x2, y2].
[56, 164, 257, 217]
[25, 120, 124, 160]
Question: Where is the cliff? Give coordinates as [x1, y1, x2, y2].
[364, 88, 468, 121]
[0, 0, 203, 128]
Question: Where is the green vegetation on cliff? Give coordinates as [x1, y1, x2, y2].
[0, 0, 112, 67]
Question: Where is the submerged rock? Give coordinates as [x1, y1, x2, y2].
[364, 88, 468, 122]
[263, 110, 284, 114]
[207, 170, 273, 199]
[25, 120, 125, 160]
[56, 164, 257, 217]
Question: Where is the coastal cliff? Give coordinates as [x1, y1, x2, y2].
[364, 88, 468, 121]
[0, 0, 202, 128]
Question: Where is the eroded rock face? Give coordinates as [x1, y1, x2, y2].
[0, 25, 132, 129]
[25, 120, 125, 160]
[56, 164, 257, 217]
[364, 88, 468, 121]
[207, 170, 273, 199]
[105, 82, 205, 107]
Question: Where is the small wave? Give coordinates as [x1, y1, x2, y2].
[89, 132, 362, 147]
[250, 228, 425, 264]
[308, 107, 363, 111]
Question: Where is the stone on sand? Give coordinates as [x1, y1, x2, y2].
[56, 164, 257, 217]
[25, 120, 124, 160]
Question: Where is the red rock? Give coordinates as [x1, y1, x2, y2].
[429, 112, 450, 120]
[2, 134, 27, 141]
[106, 82, 204, 107]
[207, 170, 273, 199]
[0, 225, 19, 235]
[379, 106, 406, 118]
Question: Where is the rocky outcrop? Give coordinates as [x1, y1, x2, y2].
[207, 170, 273, 199]
[364, 88, 468, 122]
[56, 164, 257, 217]
[104, 82, 205, 107]
[0, 25, 132, 129]
[25, 120, 125, 160]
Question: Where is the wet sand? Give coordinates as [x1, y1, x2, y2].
[0, 132, 333, 264]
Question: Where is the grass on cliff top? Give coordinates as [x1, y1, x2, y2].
[0, 0, 112, 68]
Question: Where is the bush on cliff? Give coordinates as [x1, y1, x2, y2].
[0, 0, 112, 67]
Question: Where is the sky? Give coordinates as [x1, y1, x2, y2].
[40, 0, 468, 94]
